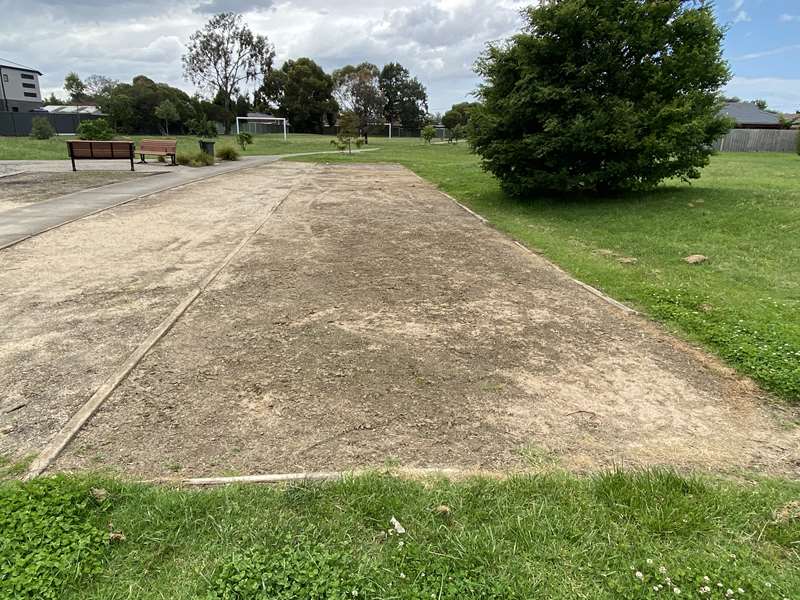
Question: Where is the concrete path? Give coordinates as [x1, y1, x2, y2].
[0, 156, 279, 249]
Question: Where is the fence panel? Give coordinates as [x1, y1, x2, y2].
[713, 129, 798, 153]
[0, 111, 103, 136]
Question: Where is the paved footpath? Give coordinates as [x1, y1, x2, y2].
[0, 156, 279, 249]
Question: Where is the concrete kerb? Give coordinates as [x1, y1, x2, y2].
[148, 467, 471, 487]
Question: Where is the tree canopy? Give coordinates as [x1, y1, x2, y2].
[261, 58, 337, 133]
[469, 0, 731, 195]
[182, 13, 274, 133]
[379, 62, 428, 129]
[332, 63, 384, 143]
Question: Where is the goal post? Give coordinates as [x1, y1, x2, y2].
[235, 116, 288, 140]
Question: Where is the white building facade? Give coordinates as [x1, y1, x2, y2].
[0, 59, 43, 112]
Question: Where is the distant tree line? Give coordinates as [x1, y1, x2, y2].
[51, 12, 436, 138]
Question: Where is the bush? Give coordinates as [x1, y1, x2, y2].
[177, 150, 215, 167]
[216, 146, 239, 161]
[29, 117, 55, 140]
[187, 117, 218, 138]
[796, 129, 800, 156]
[469, 0, 732, 195]
[76, 118, 114, 141]
[236, 132, 253, 150]
[421, 124, 436, 143]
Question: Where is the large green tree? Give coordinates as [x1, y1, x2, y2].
[442, 102, 479, 130]
[98, 75, 195, 134]
[182, 13, 274, 134]
[63, 72, 86, 104]
[332, 63, 384, 144]
[261, 58, 337, 133]
[379, 62, 428, 129]
[469, 0, 731, 195]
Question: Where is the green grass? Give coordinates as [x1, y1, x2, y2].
[0, 133, 396, 161]
[1, 470, 799, 599]
[285, 143, 800, 401]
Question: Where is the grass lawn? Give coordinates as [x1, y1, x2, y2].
[2, 470, 799, 599]
[283, 143, 800, 402]
[0, 133, 378, 161]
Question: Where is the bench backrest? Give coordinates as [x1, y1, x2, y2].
[68, 140, 134, 159]
[139, 139, 177, 153]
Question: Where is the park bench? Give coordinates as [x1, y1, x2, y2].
[138, 139, 177, 165]
[67, 140, 135, 172]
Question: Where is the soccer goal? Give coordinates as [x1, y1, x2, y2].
[235, 116, 288, 140]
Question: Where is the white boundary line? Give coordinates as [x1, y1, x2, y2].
[24, 170, 306, 479]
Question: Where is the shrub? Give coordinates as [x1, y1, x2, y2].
[177, 150, 215, 167]
[216, 145, 239, 161]
[187, 117, 218, 138]
[332, 111, 363, 155]
[76, 118, 114, 141]
[469, 0, 732, 195]
[236, 131, 253, 150]
[0, 477, 107, 599]
[29, 117, 55, 140]
[421, 124, 436, 143]
[796, 129, 800, 156]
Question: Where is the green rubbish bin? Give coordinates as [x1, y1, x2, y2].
[199, 140, 215, 156]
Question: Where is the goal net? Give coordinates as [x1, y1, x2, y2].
[235, 117, 287, 140]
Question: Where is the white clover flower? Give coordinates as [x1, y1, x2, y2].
[636, 572, 644, 580]
[399, 573, 406, 579]
[647, 558, 654, 565]
[703, 576, 710, 583]
[726, 589, 734, 597]
[659, 566, 668, 574]
[737, 589, 744, 594]
[352, 589, 358, 597]
[765, 583, 772, 588]
[673, 587, 681, 594]
[654, 586, 660, 592]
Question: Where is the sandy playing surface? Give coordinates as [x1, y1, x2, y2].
[1, 161, 797, 478]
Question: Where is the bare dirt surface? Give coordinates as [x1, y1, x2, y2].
[17, 162, 791, 479]
[0, 162, 313, 460]
[0, 171, 150, 214]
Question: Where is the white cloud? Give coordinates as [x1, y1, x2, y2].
[734, 44, 800, 61]
[733, 10, 751, 24]
[0, 0, 525, 112]
[779, 14, 800, 23]
[725, 76, 800, 112]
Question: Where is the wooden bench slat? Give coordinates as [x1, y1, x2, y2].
[67, 140, 135, 171]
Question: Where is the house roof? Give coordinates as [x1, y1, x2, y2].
[720, 102, 781, 126]
[41, 105, 103, 115]
[0, 57, 42, 75]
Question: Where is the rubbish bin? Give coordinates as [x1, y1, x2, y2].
[199, 140, 215, 156]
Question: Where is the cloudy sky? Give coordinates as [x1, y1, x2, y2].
[0, 0, 798, 113]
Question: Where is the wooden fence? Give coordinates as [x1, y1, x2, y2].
[713, 128, 798, 153]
